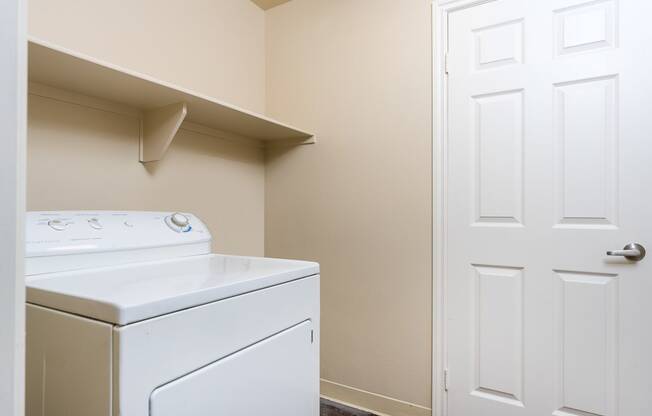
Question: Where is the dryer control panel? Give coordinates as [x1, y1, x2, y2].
[26, 211, 211, 259]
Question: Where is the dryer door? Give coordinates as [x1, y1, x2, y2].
[149, 320, 317, 416]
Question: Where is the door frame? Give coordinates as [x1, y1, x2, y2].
[431, 1, 499, 416]
[0, 0, 27, 415]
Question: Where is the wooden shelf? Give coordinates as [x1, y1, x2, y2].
[28, 38, 314, 162]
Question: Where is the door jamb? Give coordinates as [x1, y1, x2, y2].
[0, 0, 27, 415]
[431, 1, 448, 415]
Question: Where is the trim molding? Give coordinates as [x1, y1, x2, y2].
[431, 0, 448, 416]
[321, 379, 431, 416]
[431, 2, 447, 416]
[0, 0, 26, 414]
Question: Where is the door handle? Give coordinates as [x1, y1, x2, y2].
[606, 243, 646, 261]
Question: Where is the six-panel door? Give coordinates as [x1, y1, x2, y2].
[446, 0, 652, 415]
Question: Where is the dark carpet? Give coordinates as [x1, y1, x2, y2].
[320, 398, 378, 416]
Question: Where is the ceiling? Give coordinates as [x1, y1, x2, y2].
[251, 0, 293, 10]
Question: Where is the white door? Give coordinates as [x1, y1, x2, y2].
[445, 0, 652, 415]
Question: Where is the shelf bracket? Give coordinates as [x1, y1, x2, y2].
[139, 102, 187, 163]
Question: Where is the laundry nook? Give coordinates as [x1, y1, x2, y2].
[1, 1, 652, 416]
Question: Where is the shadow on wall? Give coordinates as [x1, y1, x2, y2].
[27, 93, 265, 210]
[142, 128, 264, 176]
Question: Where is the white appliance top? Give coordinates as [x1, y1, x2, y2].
[26, 254, 318, 325]
[25, 211, 319, 324]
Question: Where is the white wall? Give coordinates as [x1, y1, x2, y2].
[0, 0, 26, 414]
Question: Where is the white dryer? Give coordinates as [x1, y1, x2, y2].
[25, 211, 320, 416]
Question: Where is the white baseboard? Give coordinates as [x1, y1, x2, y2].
[320, 379, 432, 416]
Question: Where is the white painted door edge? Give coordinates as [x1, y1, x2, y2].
[0, 0, 27, 415]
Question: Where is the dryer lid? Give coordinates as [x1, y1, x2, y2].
[26, 254, 319, 325]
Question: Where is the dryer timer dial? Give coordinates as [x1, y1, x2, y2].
[165, 212, 192, 232]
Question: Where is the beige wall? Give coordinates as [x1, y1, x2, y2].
[265, 0, 433, 413]
[28, 0, 434, 413]
[27, 0, 267, 256]
[29, 0, 266, 113]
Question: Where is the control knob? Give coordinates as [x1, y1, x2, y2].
[88, 218, 103, 230]
[48, 219, 68, 231]
[165, 212, 191, 233]
[171, 212, 190, 227]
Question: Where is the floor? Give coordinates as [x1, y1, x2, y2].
[320, 398, 378, 416]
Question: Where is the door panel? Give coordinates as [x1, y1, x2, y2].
[553, 271, 618, 416]
[472, 90, 524, 226]
[472, 265, 524, 407]
[445, 1, 652, 415]
[554, 76, 618, 228]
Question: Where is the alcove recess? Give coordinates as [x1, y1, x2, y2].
[28, 38, 314, 163]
